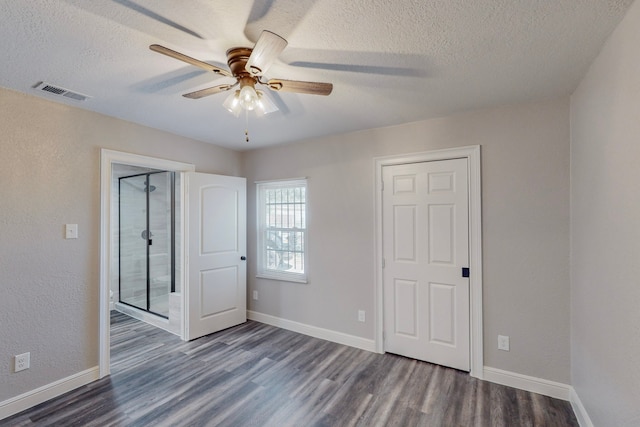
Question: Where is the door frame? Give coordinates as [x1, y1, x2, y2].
[99, 149, 195, 378]
[374, 145, 483, 378]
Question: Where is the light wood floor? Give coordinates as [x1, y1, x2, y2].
[3, 312, 578, 426]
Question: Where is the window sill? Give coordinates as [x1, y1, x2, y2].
[256, 274, 308, 284]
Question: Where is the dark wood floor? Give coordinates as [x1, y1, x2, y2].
[3, 311, 578, 426]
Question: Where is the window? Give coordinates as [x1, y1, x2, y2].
[257, 179, 307, 283]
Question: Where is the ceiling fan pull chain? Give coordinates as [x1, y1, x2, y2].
[245, 109, 250, 143]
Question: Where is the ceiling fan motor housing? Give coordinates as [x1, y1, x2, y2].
[226, 47, 254, 78]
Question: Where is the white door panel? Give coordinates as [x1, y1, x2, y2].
[383, 158, 469, 371]
[393, 205, 417, 262]
[186, 172, 246, 341]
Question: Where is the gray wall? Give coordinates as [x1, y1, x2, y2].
[242, 97, 571, 384]
[0, 87, 241, 402]
[570, 0, 640, 424]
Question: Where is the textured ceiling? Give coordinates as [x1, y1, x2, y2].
[0, 0, 633, 150]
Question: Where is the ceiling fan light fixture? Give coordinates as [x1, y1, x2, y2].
[223, 90, 242, 117]
[255, 91, 278, 116]
[239, 84, 259, 110]
[224, 79, 279, 117]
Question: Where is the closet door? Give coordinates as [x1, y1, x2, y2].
[382, 159, 470, 371]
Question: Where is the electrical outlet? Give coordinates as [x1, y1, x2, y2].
[252, 290, 258, 300]
[358, 310, 365, 322]
[498, 335, 510, 351]
[15, 352, 30, 372]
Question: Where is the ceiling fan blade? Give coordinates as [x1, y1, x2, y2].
[243, 0, 315, 47]
[150, 44, 232, 77]
[115, 0, 204, 39]
[245, 31, 287, 77]
[266, 79, 333, 96]
[183, 83, 235, 99]
[289, 61, 427, 77]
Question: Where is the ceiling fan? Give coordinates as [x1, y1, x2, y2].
[149, 30, 333, 118]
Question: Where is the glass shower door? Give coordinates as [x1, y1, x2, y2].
[119, 174, 148, 312]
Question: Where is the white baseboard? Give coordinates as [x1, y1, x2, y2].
[247, 310, 377, 353]
[0, 366, 100, 421]
[482, 366, 571, 401]
[569, 387, 594, 427]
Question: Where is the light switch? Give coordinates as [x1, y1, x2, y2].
[65, 224, 78, 239]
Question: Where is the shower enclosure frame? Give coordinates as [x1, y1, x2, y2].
[118, 170, 176, 319]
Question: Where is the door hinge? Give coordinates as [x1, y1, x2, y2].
[382, 258, 386, 268]
[381, 180, 384, 191]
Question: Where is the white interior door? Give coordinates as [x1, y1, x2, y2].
[186, 172, 246, 341]
[382, 158, 470, 371]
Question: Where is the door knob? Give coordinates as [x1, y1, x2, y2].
[241, 256, 246, 261]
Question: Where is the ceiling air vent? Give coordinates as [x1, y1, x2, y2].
[33, 82, 91, 102]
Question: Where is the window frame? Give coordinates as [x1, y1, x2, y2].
[256, 178, 308, 283]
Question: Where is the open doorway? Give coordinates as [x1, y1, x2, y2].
[99, 149, 195, 378]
